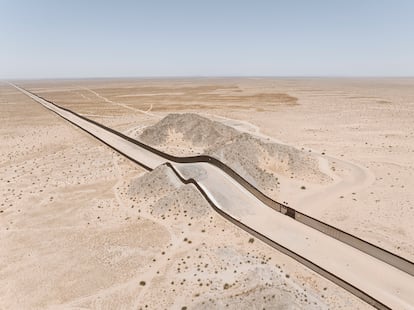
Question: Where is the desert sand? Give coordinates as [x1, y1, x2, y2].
[1, 78, 413, 309]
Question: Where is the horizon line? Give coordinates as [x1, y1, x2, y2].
[3, 75, 414, 81]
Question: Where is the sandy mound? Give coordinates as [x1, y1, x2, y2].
[128, 165, 211, 219]
[139, 113, 239, 148]
[206, 133, 330, 186]
[139, 113, 331, 194]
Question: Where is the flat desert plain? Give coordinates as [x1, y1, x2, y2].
[1, 78, 413, 309]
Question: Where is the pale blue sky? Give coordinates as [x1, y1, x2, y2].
[1, 0, 413, 78]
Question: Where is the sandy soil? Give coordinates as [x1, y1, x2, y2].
[23, 77, 414, 260]
[2, 77, 413, 309]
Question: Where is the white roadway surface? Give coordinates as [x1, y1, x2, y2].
[12, 84, 414, 309]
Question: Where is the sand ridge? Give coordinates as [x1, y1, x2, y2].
[138, 113, 333, 202]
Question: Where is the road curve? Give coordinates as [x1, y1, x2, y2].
[11, 83, 414, 310]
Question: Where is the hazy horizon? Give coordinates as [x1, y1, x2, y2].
[1, 0, 414, 79]
[5, 75, 414, 82]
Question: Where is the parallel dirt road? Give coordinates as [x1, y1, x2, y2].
[12, 83, 414, 310]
